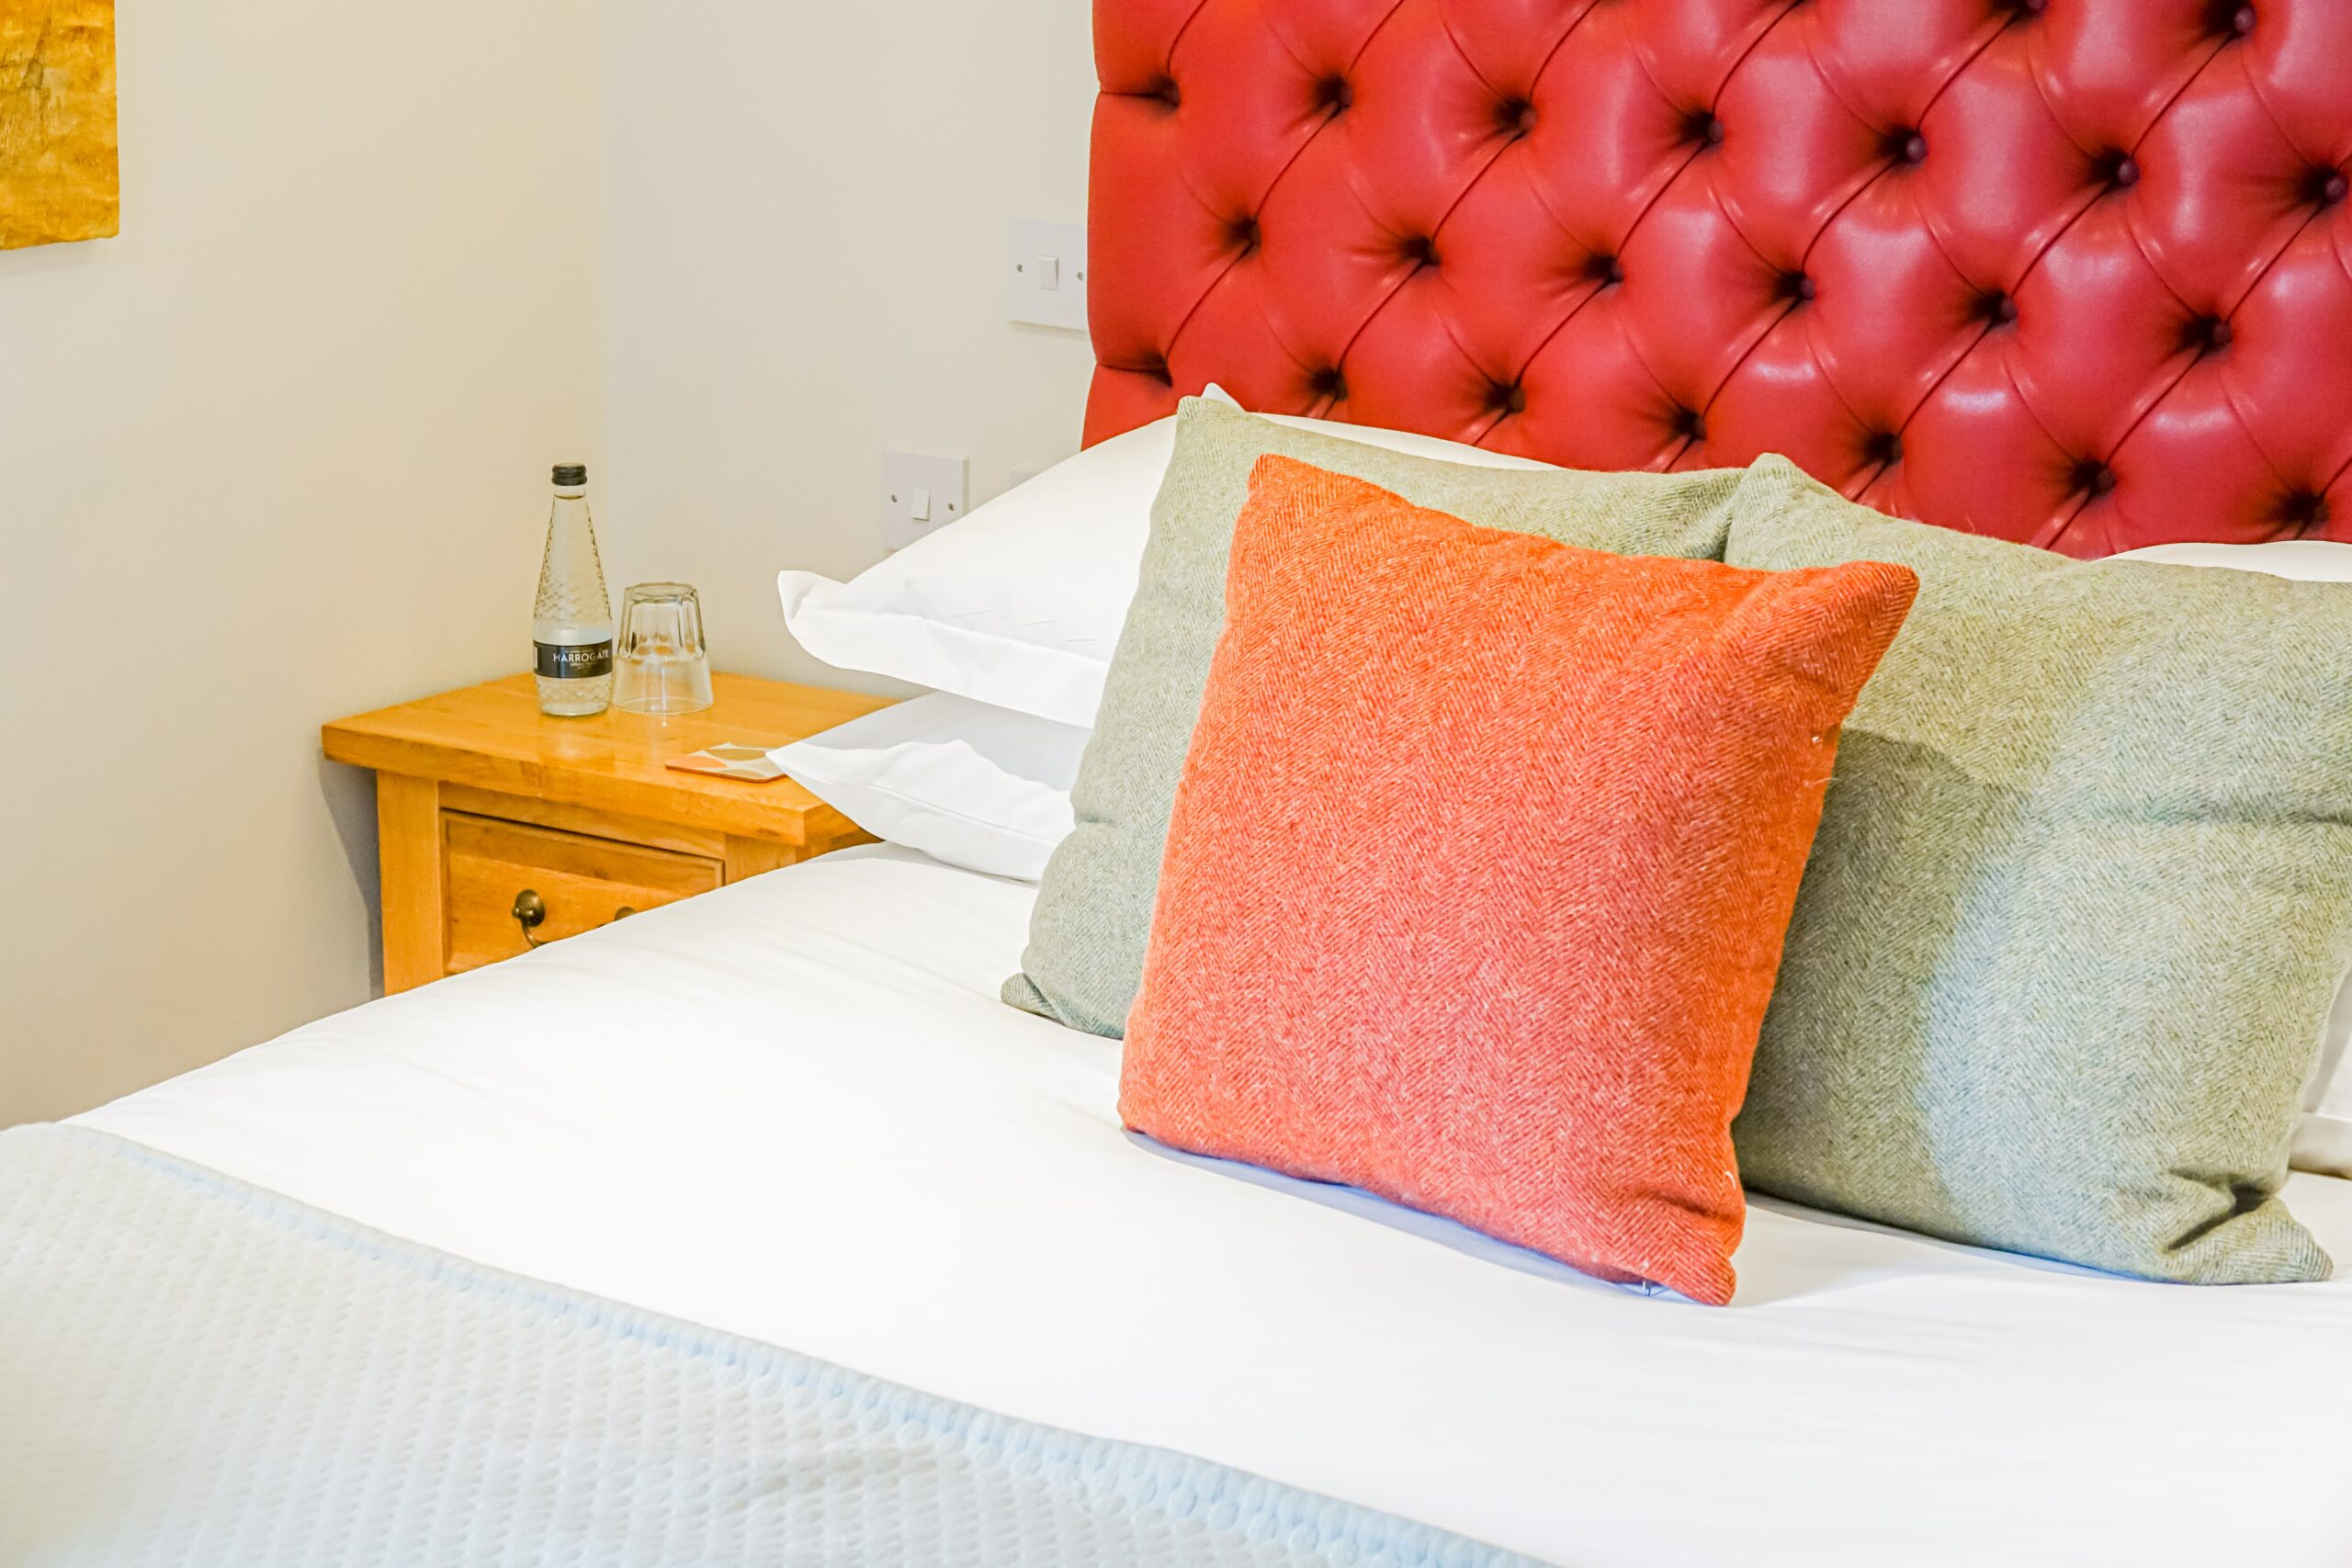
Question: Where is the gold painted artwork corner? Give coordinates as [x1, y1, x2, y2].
[0, 0, 119, 251]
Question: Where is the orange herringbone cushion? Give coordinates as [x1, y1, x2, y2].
[1121, 456, 1917, 1305]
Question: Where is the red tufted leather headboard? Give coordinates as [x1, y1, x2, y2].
[1086, 1, 2352, 555]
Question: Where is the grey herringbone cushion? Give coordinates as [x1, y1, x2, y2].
[1005, 400, 1747, 1036]
[1724, 457, 2346, 1284]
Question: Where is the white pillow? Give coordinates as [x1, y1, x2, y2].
[777, 413, 1177, 727]
[772, 693, 1089, 882]
[1247, 407, 1557, 471]
[775, 388, 1556, 727]
[2111, 538, 2352, 1176]
[2110, 538, 2352, 581]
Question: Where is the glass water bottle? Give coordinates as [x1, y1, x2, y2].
[534, 463, 614, 716]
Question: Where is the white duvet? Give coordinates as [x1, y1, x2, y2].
[79, 846, 2352, 1568]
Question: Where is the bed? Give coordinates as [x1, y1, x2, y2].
[58, 848, 2352, 1566]
[15, 2, 2352, 1563]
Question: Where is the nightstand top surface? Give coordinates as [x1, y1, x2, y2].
[322, 673, 894, 845]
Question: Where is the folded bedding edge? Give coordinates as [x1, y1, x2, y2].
[0, 1122, 1544, 1568]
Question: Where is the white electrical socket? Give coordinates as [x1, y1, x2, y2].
[1009, 218, 1088, 331]
[880, 451, 968, 551]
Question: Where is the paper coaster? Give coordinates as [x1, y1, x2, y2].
[666, 742, 790, 782]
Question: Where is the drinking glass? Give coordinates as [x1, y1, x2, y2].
[612, 582, 715, 715]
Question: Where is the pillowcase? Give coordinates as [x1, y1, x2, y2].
[1724, 458, 2352, 1283]
[775, 389, 1556, 728]
[772, 693, 1088, 881]
[2111, 538, 2352, 1178]
[1238, 405, 1561, 472]
[2112, 538, 2352, 581]
[776, 413, 1178, 727]
[1005, 398, 1750, 1037]
[1122, 457, 1918, 1306]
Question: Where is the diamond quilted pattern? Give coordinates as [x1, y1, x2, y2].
[0, 1128, 1538, 1568]
[1088, 0, 2352, 554]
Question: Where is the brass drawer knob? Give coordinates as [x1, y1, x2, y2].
[512, 888, 637, 948]
[511, 888, 548, 947]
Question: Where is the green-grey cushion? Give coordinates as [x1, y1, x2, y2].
[1005, 398, 1747, 1037]
[1724, 457, 2346, 1284]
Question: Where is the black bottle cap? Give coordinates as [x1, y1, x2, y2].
[552, 463, 587, 486]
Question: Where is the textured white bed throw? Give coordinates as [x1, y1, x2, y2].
[0, 1123, 1532, 1567]
[78, 847, 2352, 1568]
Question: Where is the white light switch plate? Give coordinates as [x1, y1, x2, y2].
[1008, 218, 1088, 332]
[880, 451, 968, 551]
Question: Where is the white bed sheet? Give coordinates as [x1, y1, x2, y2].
[78, 845, 2352, 1568]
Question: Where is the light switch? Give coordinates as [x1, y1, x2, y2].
[1009, 219, 1087, 331]
[880, 452, 967, 551]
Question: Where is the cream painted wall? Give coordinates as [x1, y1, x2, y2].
[0, 2, 1099, 1127]
[0, 5, 602, 1123]
[598, 2, 1100, 687]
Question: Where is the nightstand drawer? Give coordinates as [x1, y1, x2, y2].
[443, 812, 721, 974]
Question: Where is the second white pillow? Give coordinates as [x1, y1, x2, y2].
[773, 693, 1090, 882]
[775, 389, 1557, 727]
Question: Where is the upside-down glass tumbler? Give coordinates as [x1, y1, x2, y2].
[612, 582, 715, 716]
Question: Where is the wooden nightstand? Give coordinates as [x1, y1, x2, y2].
[323, 673, 893, 992]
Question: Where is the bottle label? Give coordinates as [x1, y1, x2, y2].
[536, 640, 613, 681]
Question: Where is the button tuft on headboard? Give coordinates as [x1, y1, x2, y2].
[2073, 460, 2120, 498]
[2187, 316, 2233, 353]
[2283, 491, 2329, 529]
